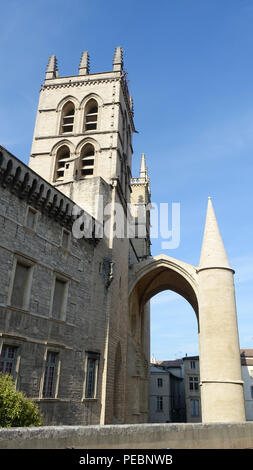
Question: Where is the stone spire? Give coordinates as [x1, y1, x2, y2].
[140, 153, 148, 180]
[199, 197, 231, 270]
[197, 197, 245, 423]
[45, 55, 59, 79]
[113, 46, 123, 72]
[79, 51, 90, 75]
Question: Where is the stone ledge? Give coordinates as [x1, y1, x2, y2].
[0, 422, 253, 449]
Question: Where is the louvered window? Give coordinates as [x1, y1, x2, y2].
[85, 99, 98, 131]
[61, 102, 75, 133]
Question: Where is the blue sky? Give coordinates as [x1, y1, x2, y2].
[1, 0, 253, 359]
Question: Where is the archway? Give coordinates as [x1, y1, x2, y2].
[126, 255, 199, 423]
[150, 290, 200, 423]
[125, 254, 245, 423]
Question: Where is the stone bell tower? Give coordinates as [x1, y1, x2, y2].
[29, 47, 135, 217]
[29, 48, 139, 425]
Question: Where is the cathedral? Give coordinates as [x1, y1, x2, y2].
[0, 47, 246, 425]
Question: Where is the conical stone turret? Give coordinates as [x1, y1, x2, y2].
[197, 197, 245, 423]
[199, 197, 231, 270]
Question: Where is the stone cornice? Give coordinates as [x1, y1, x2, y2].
[41, 76, 120, 92]
[34, 129, 124, 141]
[197, 266, 235, 274]
[0, 145, 100, 244]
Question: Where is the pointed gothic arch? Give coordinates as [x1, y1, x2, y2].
[50, 140, 75, 183]
[129, 255, 199, 319]
[126, 235, 245, 424]
[80, 93, 103, 133]
[60, 101, 75, 134]
[56, 95, 80, 113]
[76, 138, 100, 179]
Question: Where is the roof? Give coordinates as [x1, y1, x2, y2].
[150, 364, 183, 380]
[240, 350, 253, 366]
[155, 359, 182, 368]
[182, 355, 199, 361]
[152, 349, 253, 368]
[240, 349, 253, 357]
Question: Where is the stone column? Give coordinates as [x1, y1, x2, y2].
[198, 198, 245, 422]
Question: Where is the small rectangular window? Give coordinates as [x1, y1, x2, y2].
[0, 345, 18, 375]
[189, 376, 199, 391]
[10, 261, 32, 309]
[52, 278, 68, 320]
[190, 399, 200, 417]
[190, 361, 196, 369]
[156, 395, 163, 411]
[157, 378, 163, 387]
[42, 351, 58, 398]
[85, 352, 100, 399]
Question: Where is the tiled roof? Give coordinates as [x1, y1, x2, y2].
[152, 349, 253, 367]
[182, 355, 199, 361]
[155, 359, 182, 368]
[240, 349, 253, 357]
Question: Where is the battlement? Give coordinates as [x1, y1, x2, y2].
[0, 145, 100, 241]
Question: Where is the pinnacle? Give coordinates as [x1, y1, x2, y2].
[79, 51, 90, 75]
[113, 46, 124, 72]
[45, 55, 58, 79]
[199, 198, 231, 270]
[140, 153, 148, 179]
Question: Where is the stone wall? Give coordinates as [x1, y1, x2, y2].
[0, 145, 111, 426]
[0, 423, 253, 449]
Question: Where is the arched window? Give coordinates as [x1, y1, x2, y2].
[61, 101, 75, 134]
[80, 143, 95, 177]
[84, 99, 98, 131]
[54, 145, 70, 182]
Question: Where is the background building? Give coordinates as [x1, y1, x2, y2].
[241, 349, 253, 421]
[182, 356, 201, 423]
[149, 360, 185, 423]
[150, 350, 253, 423]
